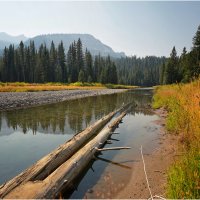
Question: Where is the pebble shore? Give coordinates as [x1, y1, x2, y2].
[0, 89, 127, 111]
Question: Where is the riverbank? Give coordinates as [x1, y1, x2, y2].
[152, 81, 200, 198]
[115, 108, 179, 199]
[0, 89, 127, 111]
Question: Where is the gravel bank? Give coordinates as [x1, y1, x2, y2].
[0, 89, 127, 111]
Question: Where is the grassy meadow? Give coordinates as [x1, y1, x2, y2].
[153, 80, 200, 198]
[0, 82, 136, 92]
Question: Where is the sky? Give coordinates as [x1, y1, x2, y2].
[0, 1, 200, 57]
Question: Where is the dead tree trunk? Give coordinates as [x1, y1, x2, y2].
[0, 104, 128, 198]
[4, 112, 127, 199]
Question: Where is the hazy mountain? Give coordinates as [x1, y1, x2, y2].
[0, 33, 125, 58]
[0, 32, 27, 44]
[25, 34, 126, 58]
[0, 40, 12, 50]
[0, 32, 28, 53]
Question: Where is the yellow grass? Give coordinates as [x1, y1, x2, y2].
[0, 82, 136, 92]
[153, 80, 200, 198]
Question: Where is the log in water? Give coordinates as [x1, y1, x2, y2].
[0, 105, 129, 199]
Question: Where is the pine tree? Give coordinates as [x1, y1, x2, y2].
[67, 44, 73, 83]
[58, 41, 66, 82]
[164, 46, 179, 84]
[19, 41, 25, 82]
[29, 41, 36, 83]
[71, 42, 78, 82]
[85, 49, 93, 82]
[24, 46, 31, 82]
[193, 25, 200, 65]
[49, 41, 57, 82]
[8, 45, 15, 82]
[179, 47, 189, 82]
[192, 25, 200, 77]
[78, 69, 85, 83]
[110, 63, 118, 84]
[76, 38, 84, 73]
[2, 47, 8, 82]
[160, 62, 166, 84]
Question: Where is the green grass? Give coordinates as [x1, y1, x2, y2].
[153, 80, 200, 199]
[167, 150, 200, 199]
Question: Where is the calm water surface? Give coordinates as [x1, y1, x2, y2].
[0, 89, 160, 198]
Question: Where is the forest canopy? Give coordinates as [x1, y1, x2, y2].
[0, 24, 200, 86]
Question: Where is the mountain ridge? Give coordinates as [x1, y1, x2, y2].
[0, 33, 126, 58]
[0, 32, 27, 43]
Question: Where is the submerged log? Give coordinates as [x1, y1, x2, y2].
[0, 104, 129, 199]
[4, 112, 127, 199]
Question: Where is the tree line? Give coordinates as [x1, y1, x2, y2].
[0, 38, 118, 84]
[0, 36, 165, 86]
[115, 56, 166, 86]
[160, 25, 200, 84]
[2, 24, 199, 87]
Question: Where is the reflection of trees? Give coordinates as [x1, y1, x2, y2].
[0, 89, 154, 135]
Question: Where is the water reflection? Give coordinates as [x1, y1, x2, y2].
[0, 89, 153, 136]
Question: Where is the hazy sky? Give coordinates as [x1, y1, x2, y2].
[0, 1, 200, 57]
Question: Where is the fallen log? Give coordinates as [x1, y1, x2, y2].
[4, 112, 128, 199]
[0, 104, 129, 198]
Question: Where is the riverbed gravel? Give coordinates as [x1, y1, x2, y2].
[0, 89, 127, 111]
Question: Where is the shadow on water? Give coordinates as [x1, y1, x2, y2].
[0, 88, 159, 197]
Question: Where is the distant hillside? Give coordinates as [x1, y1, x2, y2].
[0, 40, 12, 50]
[0, 32, 28, 54]
[25, 34, 125, 58]
[0, 32, 27, 44]
[0, 33, 125, 58]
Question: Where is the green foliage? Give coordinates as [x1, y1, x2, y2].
[167, 150, 200, 199]
[115, 56, 166, 86]
[161, 24, 200, 85]
[153, 82, 200, 199]
[0, 38, 121, 85]
[78, 70, 85, 83]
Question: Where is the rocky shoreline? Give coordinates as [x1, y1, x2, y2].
[0, 89, 127, 111]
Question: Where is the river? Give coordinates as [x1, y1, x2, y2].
[0, 88, 161, 198]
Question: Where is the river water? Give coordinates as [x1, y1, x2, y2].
[0, 88, 161, 198]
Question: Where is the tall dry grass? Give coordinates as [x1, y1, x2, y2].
[0, 82, 136, 92]
[153, 80, 200, 198]
[0, 82, 105, 92]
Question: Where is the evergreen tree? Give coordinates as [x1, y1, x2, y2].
[78, 69, 85, 83]
[49, 41, 57, 82]
[164, 46, 179, 84]
[71, 42, 78, 82]
[19, 41, 25, 82]
[2, 47, 9, 82]
[160, 62, 166, 84]
[110, 63, 118, 84]
[76, 38, 84, 73]
[8, 45, 15, 82]
[85, 49, 93, 82]
[192, 25, 200, 77]
[24, 46, 30, 82]
[29, 41, 36, 83]
[58, 41, 66, 82]
[193, 25, 200, 66]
